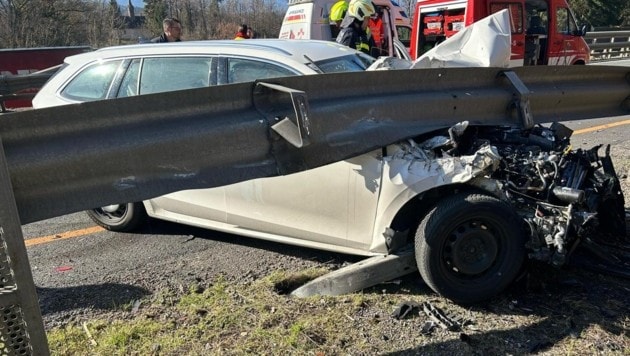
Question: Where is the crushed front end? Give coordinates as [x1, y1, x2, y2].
[414, 122, 629, 276]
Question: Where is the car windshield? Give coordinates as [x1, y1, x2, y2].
[314, 53, 375, 73]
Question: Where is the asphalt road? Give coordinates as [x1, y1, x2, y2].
[21, 114, 630, 328]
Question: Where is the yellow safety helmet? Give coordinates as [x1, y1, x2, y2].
[330, 0, 348, 22]
[347, 0, 375, 21]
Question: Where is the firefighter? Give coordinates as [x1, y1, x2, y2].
[335, 0, 376, 56]
[331, 0, 348, 25]
[330, 0, 348, 38]
[368, 6, 385, 57]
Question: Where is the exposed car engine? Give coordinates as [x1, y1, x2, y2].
[425, 122, 628, 275]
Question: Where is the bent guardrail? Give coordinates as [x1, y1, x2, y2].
[0, 65, 628, 354]
[0, 72, 54, 112]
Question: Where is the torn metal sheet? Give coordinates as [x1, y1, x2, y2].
[412, 10, 512, 69]
[384, 139, 501, 188]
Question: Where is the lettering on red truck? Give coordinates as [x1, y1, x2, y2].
[410, 0, 590, 66]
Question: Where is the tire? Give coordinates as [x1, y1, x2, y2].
[414, 192, 525, 304]
[86, 202, 147, 232]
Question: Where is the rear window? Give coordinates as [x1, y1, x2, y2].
[61, 60, 122, 101]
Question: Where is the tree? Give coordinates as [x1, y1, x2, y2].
[569, 0, 627, 28]
[144, 0, 168, 35]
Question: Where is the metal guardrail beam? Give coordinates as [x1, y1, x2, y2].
[0, 73, 52, 96]
[0, 73, 53, 112]
[1, 65, 628, 225]
[586, 30, 630, 60]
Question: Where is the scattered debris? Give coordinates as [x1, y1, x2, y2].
[391, 300, 470, 335]
[422, 301, 461, 332]
[390, 301, 421, 320]
[131, 299, 141, 314]
[55, 266, 73, 272]
[421, 321, 436, 335]
[82, 322, 97, 346]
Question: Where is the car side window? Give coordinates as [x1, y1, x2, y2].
[61, 60, 123, 101]
[117, 59, 141, 98]
[227, 58, 296, 84]
[139, 57, 212, 95]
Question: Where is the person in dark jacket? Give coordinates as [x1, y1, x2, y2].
[151, 18, 182, 43]
[335, 0, 375, 56]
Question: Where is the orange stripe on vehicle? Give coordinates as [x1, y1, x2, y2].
[573, 119, 630, 135]
[25, 226, 105, 247]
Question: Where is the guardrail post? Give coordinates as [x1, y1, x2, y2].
[0, 140, 48, 355]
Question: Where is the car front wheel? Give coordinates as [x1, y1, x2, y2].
[414, 192, 525, 304]
[86, 202, 147, 232]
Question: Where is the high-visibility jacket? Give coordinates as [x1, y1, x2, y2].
[234, 31, 249, 40]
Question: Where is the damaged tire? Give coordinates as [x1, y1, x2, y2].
[86, 202, 147, 232]
[415, 192, 525, 304]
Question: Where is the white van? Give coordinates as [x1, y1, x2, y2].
[279, 0, 412, 59]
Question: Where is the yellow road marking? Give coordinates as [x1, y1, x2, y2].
[24, 226, 105, 247]
[573, 119, 630, 135]
[23, 120, 630, 247]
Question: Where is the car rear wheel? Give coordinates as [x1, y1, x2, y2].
[86, 202, 147, 232]
[414, 192, 525, 304]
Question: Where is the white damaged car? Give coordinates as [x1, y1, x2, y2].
[33, 39, 627, 304]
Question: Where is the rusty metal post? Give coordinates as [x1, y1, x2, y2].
[0, 140, 48, 355]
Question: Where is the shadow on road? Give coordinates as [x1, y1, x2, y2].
[36, 283, 150, 315]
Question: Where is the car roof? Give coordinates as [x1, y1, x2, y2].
[64, 39, 362, 66]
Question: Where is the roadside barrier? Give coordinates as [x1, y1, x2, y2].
[586, 30, 630, 61]
[0, 65, 628, 354]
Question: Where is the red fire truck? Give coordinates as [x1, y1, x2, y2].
[409, 0, 591, 66]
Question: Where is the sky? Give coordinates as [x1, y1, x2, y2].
[116, 0, 144, 8]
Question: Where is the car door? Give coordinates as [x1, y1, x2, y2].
[116, 56, 229, 224]
[217, 56, 382, 249]
[547, 5, 581, 65]
[224, 151, 383, 250]
[113, 56, 215, 97]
